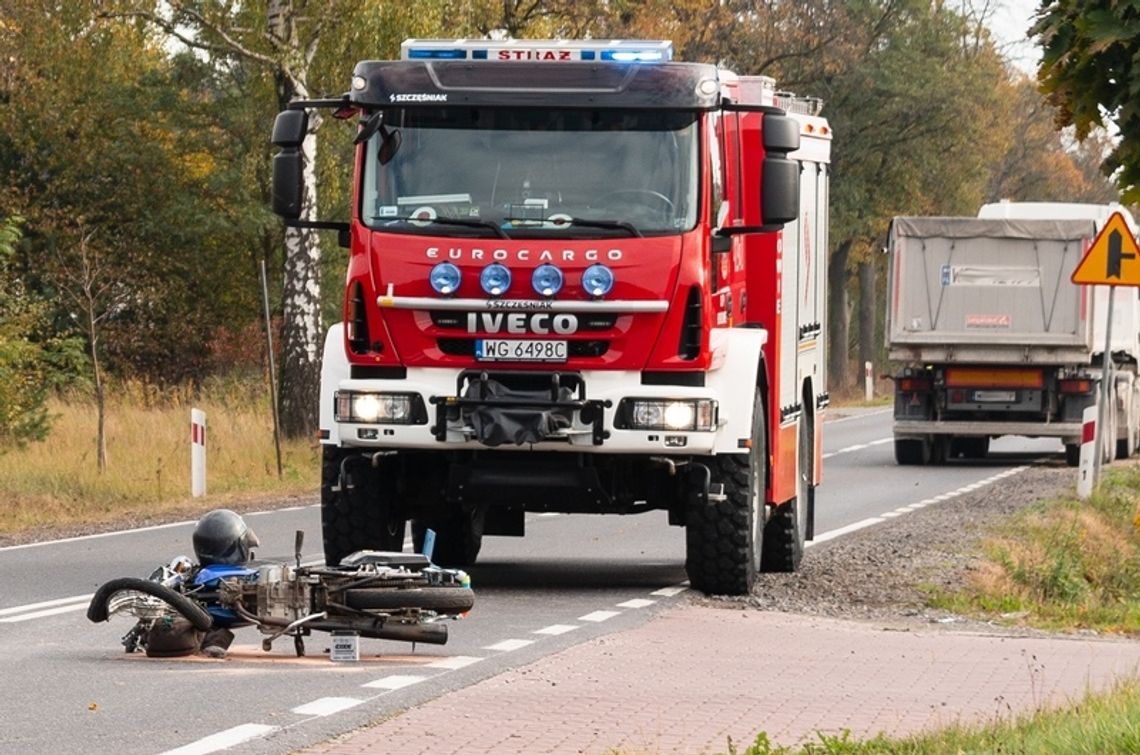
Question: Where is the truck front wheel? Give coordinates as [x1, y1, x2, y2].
[321, 446, 406, 566]
[412, 507, 485, 568]
[684, 389, 766, 595]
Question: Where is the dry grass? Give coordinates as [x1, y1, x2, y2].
[0, 379, 319, 535]
[929, 465, 1140, 633]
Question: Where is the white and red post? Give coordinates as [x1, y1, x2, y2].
[191, 408, 207, 498]
[1078, 404, 1096, 499]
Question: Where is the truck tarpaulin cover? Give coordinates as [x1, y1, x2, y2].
[892, 217, 1094, 241]
[888, 216, 1099, 357]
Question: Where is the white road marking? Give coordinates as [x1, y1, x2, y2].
[822, 437, 893, 459]
[0, 602, 89, 623]
[0, 594, 90, 617]
[578, 610, 620, 622]
[809, 466, 1031, 547]
[533, 624, 579, 635]
[291, 697, 364, 717]
[825, 408, 892, 424]
[159, 724, 278, 755]
[425, 655, 483, 669]
[651, 585, 689, 597]
[484, 638, 534, 652]
[617, 598, 655, 609]
[363, 674, 428, 691]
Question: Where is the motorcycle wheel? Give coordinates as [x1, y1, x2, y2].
[87, 577, 213, 632]
[342, 587, 474, 615]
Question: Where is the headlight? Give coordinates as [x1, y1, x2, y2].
[581, 264, 615, 297]
[480, 263, 511, 296]
[429, 262, 461, 295]
[532, 264, 564, 297]
[335, 391, 420, 424]
[619, 398, 718, 431]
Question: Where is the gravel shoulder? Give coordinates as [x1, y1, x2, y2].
[695, 460, 1091, 634]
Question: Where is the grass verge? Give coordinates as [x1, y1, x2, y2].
[925, 464, 1140, 634]
[0, 378, 319, 536]
[714, 678, 1140, 754]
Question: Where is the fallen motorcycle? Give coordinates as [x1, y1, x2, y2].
[87, 509, 473, 658]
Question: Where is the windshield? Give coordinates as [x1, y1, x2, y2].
[360, 108, 699, 238]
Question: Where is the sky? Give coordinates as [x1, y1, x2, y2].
[988, 0, 1040, 73]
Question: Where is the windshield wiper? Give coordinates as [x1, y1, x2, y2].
[381, 215, 510, 239]
[564, 217, 643, 238]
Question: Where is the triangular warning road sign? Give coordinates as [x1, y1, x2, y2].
[1072, 211, 1140, 286]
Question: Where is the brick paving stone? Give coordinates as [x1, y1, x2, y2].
[298, 606, 1140, 754]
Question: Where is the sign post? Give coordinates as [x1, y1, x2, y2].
[1070, 211, 1140, 491]
[191, 408, 206, 498]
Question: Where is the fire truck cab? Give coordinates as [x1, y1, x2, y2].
[270, 39, 832, 595]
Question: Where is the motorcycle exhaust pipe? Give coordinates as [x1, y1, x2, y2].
[310, 619, 449, 645]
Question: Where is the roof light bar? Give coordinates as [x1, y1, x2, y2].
[400, 39, 673, 63]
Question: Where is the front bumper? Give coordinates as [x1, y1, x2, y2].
[326, 367, 733, 455]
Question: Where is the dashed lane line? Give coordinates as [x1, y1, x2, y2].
[362, 674, 429, 691]
[158, 724, 278, 755]
[291, 697, 365, 717]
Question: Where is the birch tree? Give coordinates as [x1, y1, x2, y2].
[106, 0, 341, 437]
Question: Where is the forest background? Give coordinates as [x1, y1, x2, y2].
[0, 0, 1124, 517]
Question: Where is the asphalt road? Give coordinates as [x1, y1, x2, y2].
[0, 407, 1066, 754]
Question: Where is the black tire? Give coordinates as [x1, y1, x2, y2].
[685, 389, 765, 595]
[412, 507, 485, 568]
[87, 577, 213, 632]
[894, 438, 930, 465]
[322, 446, 406, 567]
[343, 587, 475, 614]
[763, 413, 810, 572]
[1065, 443, 1081, 467]
[963, 437, 990, 459]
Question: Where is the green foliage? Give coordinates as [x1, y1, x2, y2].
[0, 216, 51, 447]
[1034, 2, 1140, 202]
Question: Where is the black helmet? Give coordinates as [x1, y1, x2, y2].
[192, 509, 259, 565]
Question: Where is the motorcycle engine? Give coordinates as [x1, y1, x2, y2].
[255, 565, 312, 622]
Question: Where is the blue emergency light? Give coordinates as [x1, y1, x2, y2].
[400, 39, 673, 63]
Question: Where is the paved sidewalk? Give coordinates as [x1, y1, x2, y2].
[305, 607, 1140, 754]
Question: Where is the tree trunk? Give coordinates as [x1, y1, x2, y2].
[828, 239, 852, 389]
[858, 257, 877, 380]
[87, 309, 107, 473]
[278, 126, 322, 439]
[269, 3, 323, 440]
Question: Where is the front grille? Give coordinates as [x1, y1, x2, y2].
[429, 311, 617, 331]
[438, 338, 609, 358]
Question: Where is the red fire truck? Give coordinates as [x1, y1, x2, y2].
[270, 39, 832, 595]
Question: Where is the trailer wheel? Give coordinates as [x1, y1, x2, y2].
[1064, 443, 1081, 467]
[321, 446, 406, 567]
[894, 438, 930, 465]
[952, 437, 989, 459]
[762, 413, 810, 572]
[412, 507, 485, 568]
[685, 389, 765, 595]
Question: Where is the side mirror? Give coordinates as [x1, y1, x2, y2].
[272, 109, 308, 148]
[759, 113, 801, 228]
[272, 150, 304, 219]
[271, 109, 308, 220]
[761, 157, 800, 227]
